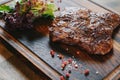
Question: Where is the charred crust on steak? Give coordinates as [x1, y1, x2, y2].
[49, 7, 120, 55]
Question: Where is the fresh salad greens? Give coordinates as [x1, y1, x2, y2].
[0, 5, 13, 13]
[0, 0, 56, 30]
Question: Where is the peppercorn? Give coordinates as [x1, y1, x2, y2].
[66, 73, 70, 78]
[50, 50, 55, 57]
[60, 76, 65, 80]
[68, 58, 72, 64]
[61, 64, 65, 69]
[61, 61, 68, 70]
[58, 7, 60, 11]
[68, 70, 72, 74]
[84, 69, 90, 76]
[58, 54, 64, 59]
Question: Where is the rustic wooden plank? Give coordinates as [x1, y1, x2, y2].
[0, 53, 49, 80]
[104, 65, 120, 80]
[0, 0, 12, 5]
[0, 42, 13, 63]
[91, 0, 120, 14]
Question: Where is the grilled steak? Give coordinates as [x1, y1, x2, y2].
[49, 7, 120, 55]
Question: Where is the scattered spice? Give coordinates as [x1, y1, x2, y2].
[68, 70, 72, 74]
[76, 51, 80, 55]
[84, 69, 90, 76]
[74, 64, 78, 69]
[60, 76, 65, 80]
[58, 7, 60, 11]
[66, 73, 70, 78]
[67, 58, 72, 64]
[63, 61, 68, 65]
[50, 50, 55, 57]
[49, 49, 94, 78]
[58, 54, 64, 59]
[61, 61, 68, 70]
[96, 71, 99, 75]
[61, 64, 65, 70]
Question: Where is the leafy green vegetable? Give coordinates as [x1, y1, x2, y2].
[42, 3, 56, 19]
[0, 0, 56, 18]
[0, 5, 13, 13]
[1, 0, 56, 31]
[30, 1, 56, 19]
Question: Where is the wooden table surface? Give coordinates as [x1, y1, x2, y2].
[0, 41, 50, 80]
[0, 0, 120, 80]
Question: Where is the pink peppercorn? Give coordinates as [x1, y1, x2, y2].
[61, 61, 68, 70]
[66, 73, 70, 78]
[63, 61, 68, 65]
[50, 50, 55, 57]
[60, 76, 65, 80]
[58, 54, 64, 59]
[68, 58, 72, 63]
[61, 63, 65, 69]
[84, 69, 90, 76]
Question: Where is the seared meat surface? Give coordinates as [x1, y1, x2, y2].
[49, 7, 120, 55]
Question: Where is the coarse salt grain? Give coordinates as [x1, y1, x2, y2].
[74, 64, 78, 68]
[96, 71, 99, 74]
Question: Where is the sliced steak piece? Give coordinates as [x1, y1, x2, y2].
[49, 7, 120, 55]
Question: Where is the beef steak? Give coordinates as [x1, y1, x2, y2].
[49, 7, 120, 55]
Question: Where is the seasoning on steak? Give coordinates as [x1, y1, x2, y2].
[49, 7, 120, 55]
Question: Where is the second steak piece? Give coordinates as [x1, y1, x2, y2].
[49, 7, 120, 55]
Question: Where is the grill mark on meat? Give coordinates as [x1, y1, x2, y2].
[49, 7, 120, 55]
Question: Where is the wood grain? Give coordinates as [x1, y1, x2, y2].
[91, 0, 120, 14]
[0, 0, 11, 5]
[0, 41, 50, 80]
[0, 0, 120, 80]
[104, 65, 120, 80]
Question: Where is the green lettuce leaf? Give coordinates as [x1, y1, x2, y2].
[42, 3, 56, 19]
[0, 5, 13, 13]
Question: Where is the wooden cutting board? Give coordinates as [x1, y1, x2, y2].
[0, 0, 120, 80]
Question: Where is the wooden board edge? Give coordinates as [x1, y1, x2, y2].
[88, 0, 120, 15]
[0, 0, 12, 5]
[104, 65, 120, 80]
